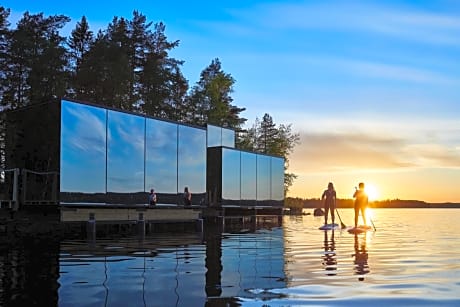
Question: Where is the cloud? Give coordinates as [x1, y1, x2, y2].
[405, 144, 460, 168]
[291, 132, 413, 173]
[290, 124, 460, 175]
[238, 1, 460, 47]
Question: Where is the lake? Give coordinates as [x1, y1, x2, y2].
[1, 208, 459, 306]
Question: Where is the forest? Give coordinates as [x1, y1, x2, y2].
[0, 7, 300, 193]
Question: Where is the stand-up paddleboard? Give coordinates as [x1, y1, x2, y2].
[347, 225, 373, 234]
[319, 223, 339, 230]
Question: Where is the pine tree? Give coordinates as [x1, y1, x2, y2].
[0, 7, 11, 110]
[139, 21, 184, 118]
[68, 16, 93, 98]
[188, 58, 246, 128]
[2, 11, 70, 108]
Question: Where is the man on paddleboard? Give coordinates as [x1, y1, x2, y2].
[321, 182, 337, 226]
[353, 182, 368, 228]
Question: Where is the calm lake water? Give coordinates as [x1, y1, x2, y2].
[1, 208, 459, 306]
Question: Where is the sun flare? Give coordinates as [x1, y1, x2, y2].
[365, 184, 379, 201]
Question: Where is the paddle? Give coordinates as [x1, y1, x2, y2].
[370, 217, 377, 231]
[335, 209, 346, 229]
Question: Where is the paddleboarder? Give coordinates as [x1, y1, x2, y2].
[321, 182, 337, 226]
[353, 182, 368, 228]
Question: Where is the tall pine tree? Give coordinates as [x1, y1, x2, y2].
[2, 12, 70, 108]
[68, 16, 93, 98]
[188, 58, 246, 128]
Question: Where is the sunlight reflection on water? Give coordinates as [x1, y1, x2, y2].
[27, 209, 459, 306]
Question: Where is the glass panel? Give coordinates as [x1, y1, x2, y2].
[60, 100, 107, 198]
[241, 152, 256, 206]
[222, 148, 240, 205]
[207, 124, 221, 147]
[107, 110, 145, 196]
[271, 157, 285, 203]
[178, 125, 206, 205]
[146, 119, 178, 202]
[221, 128, 235, 148]
[257, 155, 271, 203]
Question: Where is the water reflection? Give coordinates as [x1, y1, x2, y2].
[2, 209, 460, 305]
[0, 237, 60, 306]
[0, 218, 283, 306]
[322, 230, 337, 276]
[353, 233, 370, 281]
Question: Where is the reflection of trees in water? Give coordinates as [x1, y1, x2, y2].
[0, 237, 60, 306]
[322, 230, 337, 276]
[353, 234, 370, 281]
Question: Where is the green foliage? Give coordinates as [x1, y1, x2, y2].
[188, 58, 246, 129]
[1, 10, 69, 109]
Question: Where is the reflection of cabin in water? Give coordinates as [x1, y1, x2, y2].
[1, 99, 284, 225]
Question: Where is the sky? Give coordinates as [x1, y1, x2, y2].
[4, 0, 460, 202]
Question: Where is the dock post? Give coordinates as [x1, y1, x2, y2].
[138, 213, 145, 239]
[86, 212, 96, 243]
[196, 218, 203, 232]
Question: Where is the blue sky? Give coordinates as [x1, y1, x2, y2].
[5, 0, 460, 201]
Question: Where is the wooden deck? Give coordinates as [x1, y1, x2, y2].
[60, 204, 202, 223]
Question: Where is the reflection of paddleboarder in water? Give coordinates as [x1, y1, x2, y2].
[322, 230, 337, 275]
[352, 233, 370, 281]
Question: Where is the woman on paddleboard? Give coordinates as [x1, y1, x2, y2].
[321, 182, 336, 226]
[353, 182, 368, 228]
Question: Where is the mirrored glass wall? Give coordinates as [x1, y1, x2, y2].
[60, 100, 107, 203]
[222, 148, 241, 205]
[240, 152, 257, 206]
[60, 100, 207, 205]
[60, 100, 283, 206]
[209, 147, 285, 207]
[107, 110, 145, 195]
[145, 119, 178, 201]
[178, 125, 206, 205]
[207, 124, 235, 148]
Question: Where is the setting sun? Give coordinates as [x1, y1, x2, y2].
[365, 184, 379, 201]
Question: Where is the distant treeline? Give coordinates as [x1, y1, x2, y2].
[286, 197, 460, 209]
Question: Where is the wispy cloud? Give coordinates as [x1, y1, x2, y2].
[236, 1, 460, 47]
[291, 127, 460, 175]
[291, 132, 413, 173]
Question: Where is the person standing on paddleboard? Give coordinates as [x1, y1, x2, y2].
[353, 182, 368, 228]
[321, 182, 337, 226]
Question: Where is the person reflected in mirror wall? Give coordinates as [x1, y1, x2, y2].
[183, 186, 192, 206]
[148, 188, 157, 206]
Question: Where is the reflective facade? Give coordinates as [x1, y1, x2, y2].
[7, 99, 284, 207]
[207, 147, 285, 207]
[145, 119, 177, 196]
[206, 124, 235, 148]
[178, 125, 206, 204]
[60, 99, 210, 205]
[60, 101, 106, 202]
